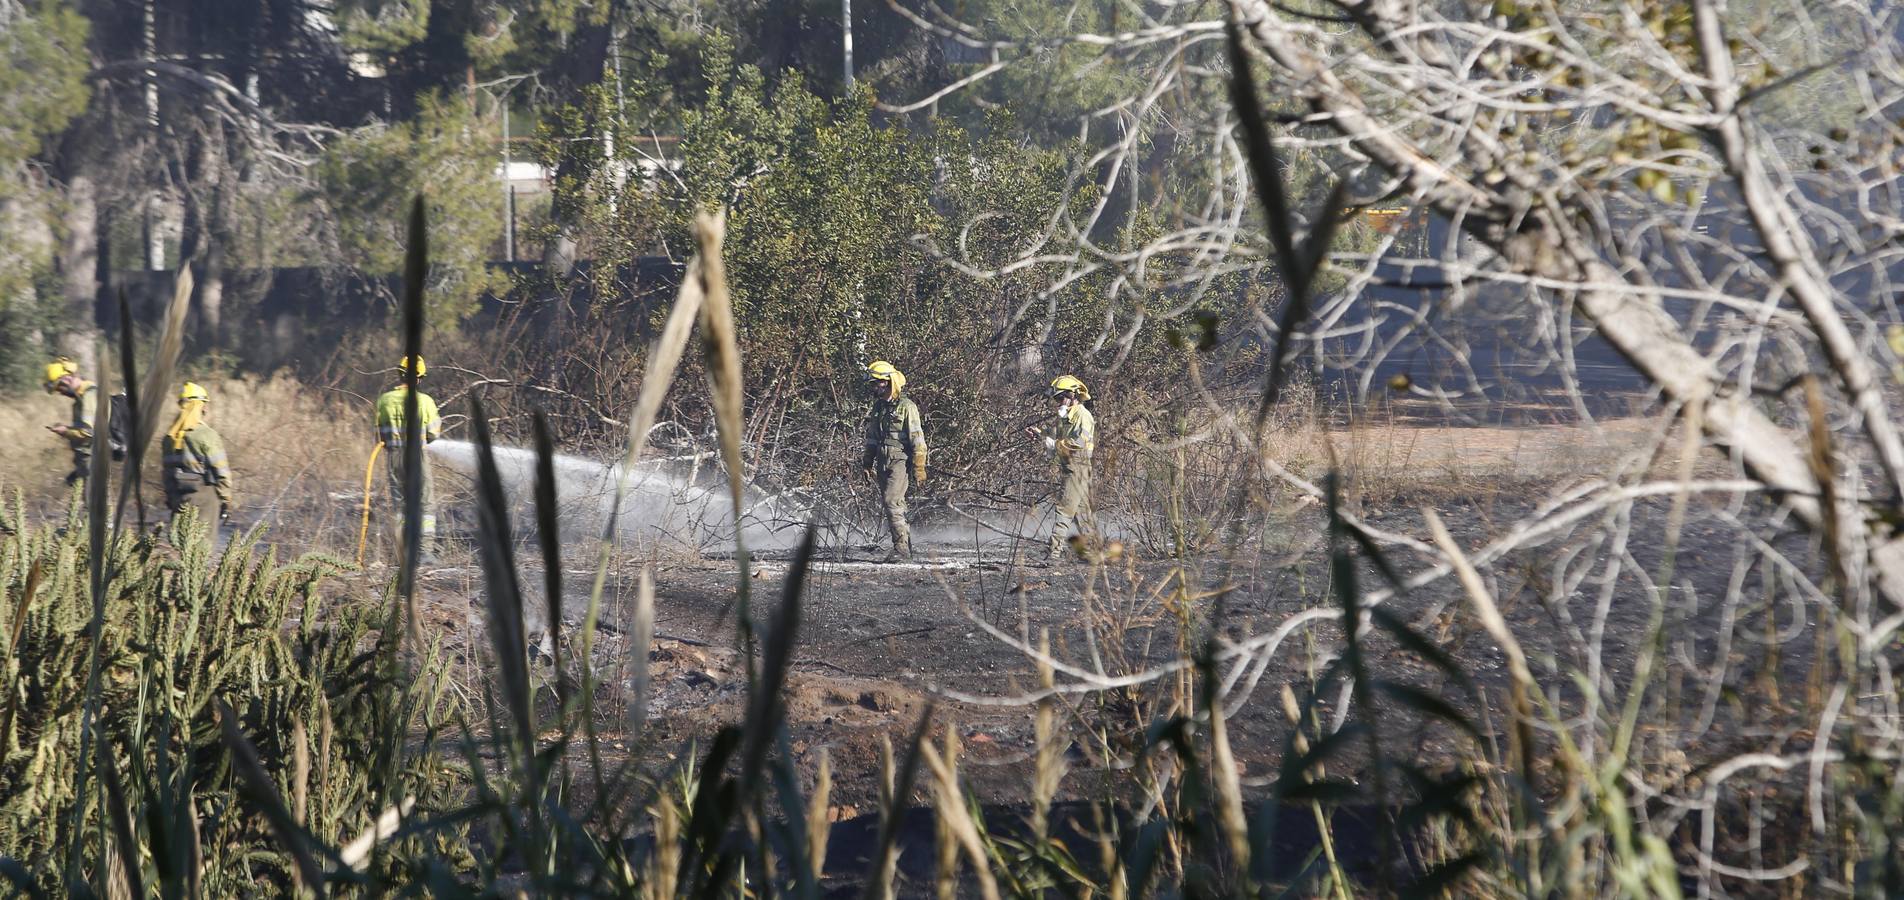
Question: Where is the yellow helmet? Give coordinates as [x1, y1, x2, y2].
[1049, 374, 1089, 400]
[43, 357, 78, 390]
[178, 382, 209, 404]
[866, 360, 905, 399]
[399, 355, 426, 378]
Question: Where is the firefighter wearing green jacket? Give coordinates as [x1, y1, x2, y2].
[1024, 375, 1096, 561]
[862, 361, 928, 562]
[43, 358, 99, 486]
[375, 355, 443, 556]
[162, 382, 235, 527]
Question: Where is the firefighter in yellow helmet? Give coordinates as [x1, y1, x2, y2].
[375, 356, 444, 559]
[1023, 375, 1096, 561]
[861, 360, 928, 561]
[43, 358, 98, 486]
[162, 382, 235, 529]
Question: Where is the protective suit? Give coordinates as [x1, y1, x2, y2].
[861, 361, 928, 561]
[1038, 376, 1095, 560]
[162, 383, 235, 530]
[375, 356, 443, 553]
[43, 359, 96, 486]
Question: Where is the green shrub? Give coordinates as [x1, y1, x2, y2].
[0, 496, 466, 894]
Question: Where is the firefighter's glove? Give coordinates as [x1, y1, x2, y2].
[913, 461, 927, 484]
[218, 504, 232, 523]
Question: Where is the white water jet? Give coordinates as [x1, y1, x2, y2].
[426, 439, 808, 552]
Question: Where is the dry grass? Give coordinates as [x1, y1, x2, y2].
[0, 395, 67, 501]
[1106, 374, 1675, 556]
[0, 375, 365, 546]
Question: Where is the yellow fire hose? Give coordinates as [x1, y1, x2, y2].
[356, 442, 383, 566]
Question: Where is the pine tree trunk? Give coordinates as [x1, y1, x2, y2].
[57, 173, 102, 372]
[178, 127, 233, 350]
[540, 21, 615, 281]
[198, 237, 225, 348]
[1, 193, 57, 362]
[198, 220, 225, 348]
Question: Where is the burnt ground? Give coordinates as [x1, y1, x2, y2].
[4, 415, 1838, 890]
[398, 484, 1831, 860]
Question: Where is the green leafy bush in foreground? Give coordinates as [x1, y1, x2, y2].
[0, 496, 466, 895]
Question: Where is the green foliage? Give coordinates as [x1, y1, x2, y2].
[522, 34, 1124, 494]
[333, 0, 432, 57]
[335, 0, 618, 71]
[0, 498, 467, 893]
[318, 94, 507, 323]
[925, 0, 1146, 141]
[0, 189, 63, 390]
[0, 0, 91, 170]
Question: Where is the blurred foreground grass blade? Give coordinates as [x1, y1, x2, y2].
[1197, 646, 1252, 879]
[582, 211, 710, 721]
[86, 348, 110, 598]
[1224, 21, 1296, 276]
[628, 567, 655, 732]
[694, 208, 743, 527]
[160, 729, 206, 900]
[1262, 682, 1353, 898]
[468, 396, 535, 772]
[216, 700, 328, 897]
[0, 859, 47, 900]
[689, 208, 760, 680]
[805, 749, 832, 880]
[129, 269, 194, 531]
[65, 339, 113, 885]
[1401, 851, 1484, 900]
[735, 522, 816, 894]
[1395, 765, 1482, 834]
[740, 522, 815, 790]
[338, 798, 416, 872]
[677, 728, 741, 895]
[1424, 508, 1542, 818]
[860, 707, 935, 900]
[1121, 817, 1170, 899]
[1373, 680, 1484, 744]
[1368, 606, 1474, 694]
[1257, 180, 1344, 418]
[769, 726, 820, 900]
[0, 561, 41, 746]
[1326, 470, 1395, 892]
[112, 291, 146, 529]
[918, 736, 1002, 900]
[1283, 719, 1365, 784]
[398, 195, 427, 654]
[531, 412, 567, 703]
[1344, 514, 1408, 595]
[95, 735, 146, 900]
[1227, 20, 1339, 419]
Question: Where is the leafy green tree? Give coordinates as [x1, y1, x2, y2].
[0, 0, 90, 386]
[0, 0, 90, 172]
[333, 0, 432, 57]
[317, 94, 506, 323]
[497, 32, 1131, 508]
